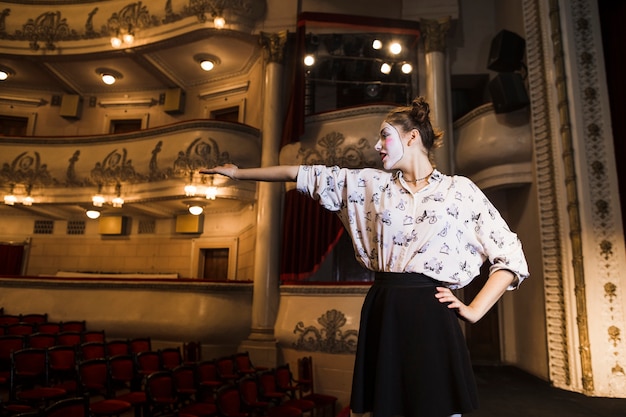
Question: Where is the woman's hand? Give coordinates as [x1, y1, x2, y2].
[199, 164, 239, 179]
[435, 287, 480, 323]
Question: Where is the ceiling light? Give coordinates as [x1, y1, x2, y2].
[0, 65, 15, 81]
[194, 54, 221, 72]
[401, 62, 413, 74]
[303, 54, 315, 67]
[96, 68, 123, 86]
[188, 205, 204, 215]
[372, 39, 383, 50]
[200, 60, 214, 71]
[214, 16, 226, 29]
[86, 209, 101, 219]
[390, 42, 402, 55]
[380, 62, 392, 75]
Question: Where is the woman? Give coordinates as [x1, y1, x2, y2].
[200, 97, 529, 417]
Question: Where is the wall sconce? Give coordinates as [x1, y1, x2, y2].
[22, 185, 34, 206]
[96, 68, 123, 85]
[92, 185, 105, 207]
[111, 183, 124, 208]
[194, 54, 221, 72]
[4, 191, 17, 206]
[184, 183, 197, 196]
[205, 185, 217, 200]
[213, 15, 226, 29]
[0, 65, 15, 81]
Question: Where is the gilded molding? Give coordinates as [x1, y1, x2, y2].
[299, 131, 378, 169]
[292, 309, 359, 354]
[522, 0, 571, 387]
[548, 0, 594, 393]
[571, 0, 626, 391]
[420, 17, 450, 54]
[259, 30, 288, 64]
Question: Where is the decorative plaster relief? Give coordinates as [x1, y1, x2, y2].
[293, 309, 358, 354]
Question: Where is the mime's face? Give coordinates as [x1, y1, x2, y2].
[375, 122, 405, 170]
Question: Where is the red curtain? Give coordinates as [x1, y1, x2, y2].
[0, 244, 24, 275]
[280, 189, 345, 281]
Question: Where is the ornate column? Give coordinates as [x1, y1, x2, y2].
[421, 18, 453, 174]
[239, 31, 288, 368]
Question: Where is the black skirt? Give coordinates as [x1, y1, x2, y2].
[350, 272, 478, 417]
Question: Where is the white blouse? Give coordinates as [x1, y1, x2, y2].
[296, 165, 529, 290]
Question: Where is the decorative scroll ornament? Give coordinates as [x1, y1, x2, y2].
[260, 31, 288, 64]
[90, 148, 144, 186]
[21, 11, 72, 51]
[0, 151, 54, 186]
[106, 1, 155, 39]
[299, 131, 377, 168]
[172, 137, 231, 176]
[293, 309, 358, 354]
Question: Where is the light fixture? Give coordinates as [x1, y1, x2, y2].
[122, 32, 135, 44]
[4, 193, 16, 206]
[86, 209, 101, 219]
[194, 54, 221, 72]
[389, 42, 402, 55]
[111, 183, 124, 208]
[0, 65, 15, 81]
[205, 186, 217, 200]
[372, 39, 383, 50]
[184, 184, 197, 196]
[110, 36, 123, 48]
[188, 205, 204, 215]
[92, 185, 105, 207]
[22, 195, 34, 206]
[380, 62, 392, 75]
[96, 68, 123, 86]
[4, 184, 16, 206]
[401, 62, 413, 74]
[213, 15, 226, 29]
[303, 54, 315, 67]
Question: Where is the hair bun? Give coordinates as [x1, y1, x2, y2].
[410, 97, 430, 124]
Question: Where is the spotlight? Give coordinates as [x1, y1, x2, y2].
[380, 62, 392, 75]
[303, 54, 315, 67]
[389, 42, 402, 55]
[401, 62, 413, 74]
[372, 39, 383, 50]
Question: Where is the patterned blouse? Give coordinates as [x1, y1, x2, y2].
[296, 165, 529, 289]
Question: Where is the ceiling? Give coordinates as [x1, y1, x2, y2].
[0, 4, 264, 221]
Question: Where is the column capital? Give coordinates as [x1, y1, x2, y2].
[421, 17, 451, 53]
[260, 31, 288, 64]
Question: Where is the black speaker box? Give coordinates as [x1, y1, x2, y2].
[488, 73, 529, 113]
[487, 29, 525, 72]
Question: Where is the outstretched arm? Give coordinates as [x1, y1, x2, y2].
[199, 164, 299, 182]
[435, 269, 516, 324]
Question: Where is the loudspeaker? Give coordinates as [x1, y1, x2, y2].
[487, 30, 525, 72]
[163, 88, 185, 114]
[59, 94, 82, 118]
[98, 216, 130, 235]
[176, 214, 204, 234]
[488, 73, 529, 113]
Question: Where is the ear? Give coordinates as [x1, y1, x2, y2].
[407, 129, 420, 146]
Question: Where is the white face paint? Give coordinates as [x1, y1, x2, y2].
[375, 122, 405, 170]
